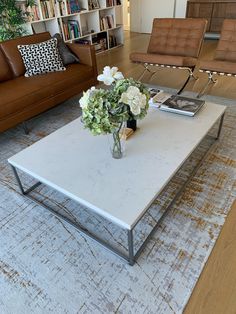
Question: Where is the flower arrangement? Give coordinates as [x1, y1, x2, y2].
[79, 66, 150, 158]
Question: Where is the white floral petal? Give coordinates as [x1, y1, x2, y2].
[114, 71, 124, 80]
[103, 77, 114, 85]
[97, 74, 105, 82]
[103, 66, 111, 75]
[111, 66, 118, 75]
[120, 92, 130, 104]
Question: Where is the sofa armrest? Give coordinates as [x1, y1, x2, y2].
[67, 43, 98, 76]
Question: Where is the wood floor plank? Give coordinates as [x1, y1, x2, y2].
[184, 201, 236, 314]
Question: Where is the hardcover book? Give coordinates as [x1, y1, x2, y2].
[160, 95, 205, 116]
[148, 88, 170, 107]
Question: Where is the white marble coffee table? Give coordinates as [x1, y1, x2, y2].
[8, 102, 226, 265]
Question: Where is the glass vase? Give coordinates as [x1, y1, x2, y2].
[112, 129, 122, 159]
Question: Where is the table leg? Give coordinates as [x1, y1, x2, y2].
[128, 230, 135, 266]
[11, 165, 41, 195]
[216, 113, 225, 140]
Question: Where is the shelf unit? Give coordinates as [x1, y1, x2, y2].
[18, 0, 123, 53]
[186, 0, 236, 33]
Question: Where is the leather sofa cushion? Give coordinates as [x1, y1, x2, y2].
[147, 18, 207, 58]
[0, 63, 93, 119]
[130, 52, 197, 67]
[199, 60, 236, 74]
[0, 32, 51, 78]
[0, 49, 12, 82]
[215, 19, 236, 62]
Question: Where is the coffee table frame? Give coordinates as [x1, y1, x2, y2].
[10, 114, 224, 266]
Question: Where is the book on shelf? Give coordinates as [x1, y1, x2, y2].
[159, 95, 205, 116]
[54, 0, 67, 16]
[113, 0, 121, 5]
[40, 0, 55, 19]
[106, 0, 113, 6]
[109, 34, 117, 48]
[100, 15, 114, 30]
[30, 5, 41, 21]
[62, 20, 81, 40]
[18, 2, 41, 22]
[66, 0, 81, 14]
[106, 0, 121, 6]
[75, 39, 91, 45]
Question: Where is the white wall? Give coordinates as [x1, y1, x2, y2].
[130, 0, 188, 33]
[175, 0, 188, 17]
[123, 0, 130, 30]
[130, 0, 141, 32]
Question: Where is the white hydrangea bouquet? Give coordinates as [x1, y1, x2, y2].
[79, 66, 150, 158]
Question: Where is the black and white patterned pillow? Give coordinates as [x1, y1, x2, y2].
[18, 38, 66, 77]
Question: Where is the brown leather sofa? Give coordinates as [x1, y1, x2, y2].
[0, 32, 97, 133]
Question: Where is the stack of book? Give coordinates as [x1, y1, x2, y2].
[93, 39, 107, 52]
[100, 15, 114, 30]
[62, 20, 81, 40]
[66, 0, 81, 14]
[40, 0, 55, 19]
[159, 95, 205, 117]
[148, 89, 205, 117]
[92, 34, 108, 52]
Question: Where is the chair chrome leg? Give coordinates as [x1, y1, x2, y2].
[138, 64, 156, 82]
[197, 72, 217, 98]
[177, 68, 197, 95]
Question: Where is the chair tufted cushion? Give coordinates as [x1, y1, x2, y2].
[147, 18, 207, 58]
[199, 60, 236, 74]
[215, 19, 236, 62]
[130, 52, 197, 67]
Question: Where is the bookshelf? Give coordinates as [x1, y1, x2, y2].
[18, 0, 123, 54]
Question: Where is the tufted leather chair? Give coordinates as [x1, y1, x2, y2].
[198, 19, 236, 97]
[130, 18, 207, 94]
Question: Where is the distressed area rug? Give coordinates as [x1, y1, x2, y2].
[0, 91, 236, 314]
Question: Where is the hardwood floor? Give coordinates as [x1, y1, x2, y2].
[184, 201, 236, 314]
[97, 32, 236, 314]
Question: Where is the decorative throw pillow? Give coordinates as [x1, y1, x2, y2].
[53, 33, 80, 65]
[18, 38, 66, 77]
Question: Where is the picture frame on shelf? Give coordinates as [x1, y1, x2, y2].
[88, 0, 100, 10]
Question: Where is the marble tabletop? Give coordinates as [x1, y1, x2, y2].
[8, 102, 226, 230]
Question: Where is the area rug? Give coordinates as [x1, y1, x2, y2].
[0, 90, 236, 314]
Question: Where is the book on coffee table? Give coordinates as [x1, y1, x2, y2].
[148, 88, 171, 107]
[159, 95, 205, 116]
